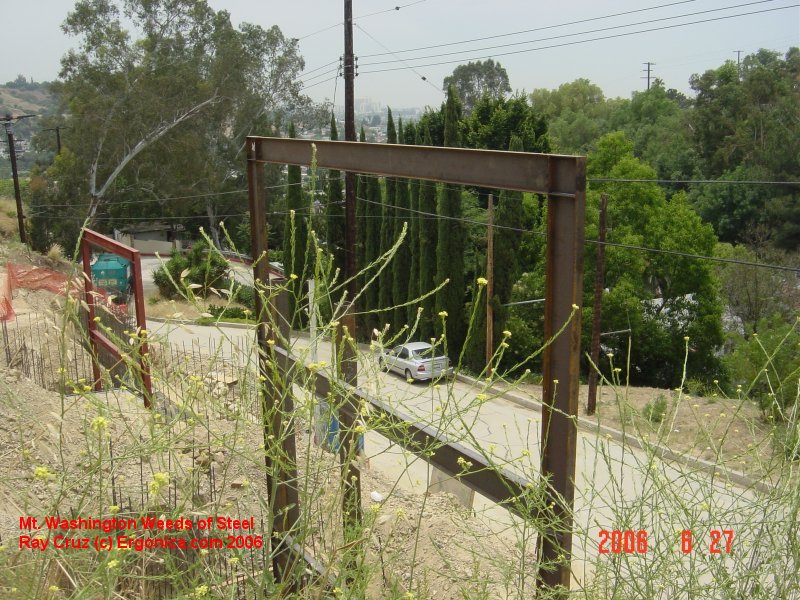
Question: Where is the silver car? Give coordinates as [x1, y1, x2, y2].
[378, 342, 453, 382]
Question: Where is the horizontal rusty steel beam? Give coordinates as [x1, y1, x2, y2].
[273, 346, 533, 516]
[247, 137, 583, 196]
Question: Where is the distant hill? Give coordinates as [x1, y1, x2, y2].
[0, 78, 56, 117]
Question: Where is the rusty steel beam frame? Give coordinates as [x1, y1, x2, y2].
[247, 141, 303, 590]
[80, 228, 152, 407]
[274, 346, 533, 511]
[246, 136, 585, 594]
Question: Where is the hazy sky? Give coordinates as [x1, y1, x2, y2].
[2, 0, 798, 109]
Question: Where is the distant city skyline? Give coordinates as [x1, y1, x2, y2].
[2, 0, 798, 110]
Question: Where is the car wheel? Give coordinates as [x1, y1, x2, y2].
[404, 369, 414, 383]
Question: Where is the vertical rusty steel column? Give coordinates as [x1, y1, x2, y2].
[80, 240, 102, 391]
[129, 251, 153, 407]
[247, 140, 301, 588]
[537, 157, 586, 593]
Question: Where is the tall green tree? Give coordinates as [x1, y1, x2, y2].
[355, 126, 368, 336]
[465, 96, 549, 153]
[417, 124, 438, 342]
[283, 122, 308, 326]
[586, 132, 724, 385]
[356, 126, 367, 274]
[492, 135, 526, 341]
[363, 156, 384, 336]
[326, 115, 345, 274]
[40, 0, 307, 250]
[443, 59, 511, 115]
[435, 86, 467, 356]
[688, 49, 800, 249]
[405, 122, 421, 325]
[392, 119, 411, 331]
[379, 108, 397, 322]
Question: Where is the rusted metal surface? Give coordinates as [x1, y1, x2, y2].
[538, 157, 586, 592]
[247, 135, 586, 595]
[247, 142, 301, 589]
[248, 137, 580, 196]
[80, 228, 152, 406]
[272, 345, 533, 513]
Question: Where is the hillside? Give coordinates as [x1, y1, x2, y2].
[0, 80, 56, 116]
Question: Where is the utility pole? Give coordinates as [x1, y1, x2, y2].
[586, 193, 608, 416]
[642, 62, 655, 90]
[485, 193, 494, 366]
[43, 126, 66, 154]
[734, 50, 744, 78]
[2, 113, 36, 245]
[339, 0, 362, 568]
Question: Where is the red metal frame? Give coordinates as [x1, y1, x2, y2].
[80, 228, 152, 407]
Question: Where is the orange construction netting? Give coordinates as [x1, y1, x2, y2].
[0, 263, 80, 321]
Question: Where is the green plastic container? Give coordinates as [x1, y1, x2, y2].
[91, 254, 132, 301]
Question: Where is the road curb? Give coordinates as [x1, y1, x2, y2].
[146, 316, 256, 330]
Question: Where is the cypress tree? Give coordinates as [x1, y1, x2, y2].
[493, 135, 526, 340]
[435, 86, 467, 356]
[356, 126, 368, 274]
[391, 119, 411, 332]
[405, 121, 420, 325]
[283, 122, 308, 326]
[363, 155, 384, 336]
[356, 126, 368, 336]
[326, 114, 345, 276]
[417, 124, 438, 342]
[378, 108, 397, 323]
[463, 256, 487, 373]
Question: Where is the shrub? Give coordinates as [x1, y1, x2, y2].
[642, 394, 668, 423]
[207, 304, 252, 321]
[723, 315, 800, 420]
[152, 250, 189, 299]
[232, 283, 256, 310]
[186, 240, 229, 295]
[152, 242, 231, 299]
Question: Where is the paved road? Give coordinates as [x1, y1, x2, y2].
[144, 320, 762, 587]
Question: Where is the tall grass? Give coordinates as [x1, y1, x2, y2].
[0, 220, 797, 599]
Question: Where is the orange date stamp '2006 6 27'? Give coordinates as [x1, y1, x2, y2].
[598, 529, 734, 554]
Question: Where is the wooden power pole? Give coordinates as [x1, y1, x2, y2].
[338, 0, 363, 563]
[2, 113, 36, 245]
[586, 193, 607, 415]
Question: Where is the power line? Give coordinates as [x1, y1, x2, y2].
[351, 189, 800, 273]
[301, 76, 341, 91]
[296, 0, 427, 41]
[358, 4, 798, 74]
[30, 192, 799, 274]
[354, 23, 442, 94]
[359, 0, 700, 58]
[360, 0, 779, 66]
